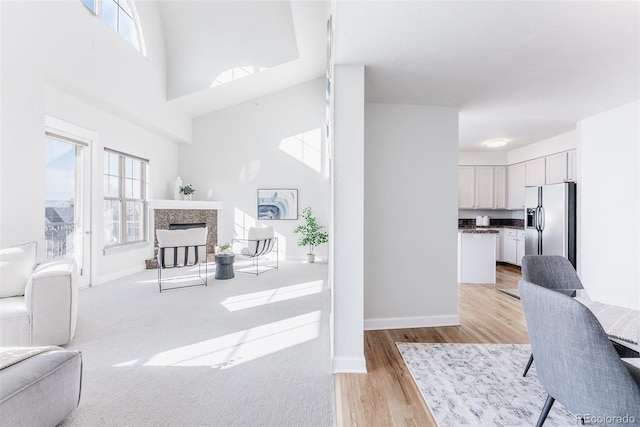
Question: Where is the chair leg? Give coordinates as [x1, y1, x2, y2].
[523, 353, 534, 377]
[535, 395, 555, 427]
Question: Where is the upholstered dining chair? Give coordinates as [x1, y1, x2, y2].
[521, 255, 583, 377]
[519, 280, 640, 427]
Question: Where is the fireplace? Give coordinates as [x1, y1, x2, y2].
[146, 200, 222, 269]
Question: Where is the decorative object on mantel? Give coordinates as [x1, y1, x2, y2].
[174, 176, 182, 200]
[179, 184, 195, 201]
[257, 188, 298, 220]
[293, 207, 328, 263]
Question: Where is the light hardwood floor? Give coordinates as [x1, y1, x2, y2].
[335, 264, 526, 426]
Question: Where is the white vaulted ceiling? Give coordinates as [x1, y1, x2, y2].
[161, 0, 330, 117]
[156, 1, 639, 151]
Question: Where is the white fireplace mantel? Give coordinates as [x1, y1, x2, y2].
[149, 199, 223, 210]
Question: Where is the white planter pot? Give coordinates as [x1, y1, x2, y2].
[306, 254, 315, 263]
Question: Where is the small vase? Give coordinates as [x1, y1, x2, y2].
[183, 194, 192, 201]
[174, 176, 182, 200]
[306, 254, 315, 263]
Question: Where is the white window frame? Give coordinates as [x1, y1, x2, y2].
[82, 0, 147, 56]
[103, 149, 149, 249]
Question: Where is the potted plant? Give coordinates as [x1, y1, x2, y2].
[179, 184, 195, 200]
[293, 207, 328, 263]
[217, 242, 232, 255]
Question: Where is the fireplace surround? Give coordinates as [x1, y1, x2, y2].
[146, 200, 222, 269]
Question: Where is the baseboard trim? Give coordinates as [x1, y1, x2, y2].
[364, 314, 460, 331]
[333, 356, 367, 374]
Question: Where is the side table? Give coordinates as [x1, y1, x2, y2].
[215, 254, 235, 280]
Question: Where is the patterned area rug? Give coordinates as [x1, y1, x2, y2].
[396, 343, 576, 426]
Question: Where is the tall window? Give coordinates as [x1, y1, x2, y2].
[82, 0, 145, 54]
[104, 149, 148, 247]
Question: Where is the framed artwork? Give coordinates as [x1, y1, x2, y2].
[257, 189, 298, 220]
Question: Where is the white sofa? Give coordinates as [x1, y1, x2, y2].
[0, 242, 78, 346]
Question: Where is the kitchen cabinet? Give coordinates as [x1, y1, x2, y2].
[503, 229, 526, 266]
[458, 166, 506, 209]
[567, 149, 577, 182]
[517, 230, 525, 266]
[507, 163, 525, 210]
[525, 158, 546, 187]
[546, 152, 569, 184]
[475, 166, 495, 209]
[496, 229, 504, 262]
[458, 231, 497, 284]
[494, 166, 507, 209]
[458, 166, 476, 209]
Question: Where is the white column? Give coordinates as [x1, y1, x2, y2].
[331, 64, 366, 373]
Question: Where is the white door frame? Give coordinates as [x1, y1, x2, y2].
[45, 116, 96, 287]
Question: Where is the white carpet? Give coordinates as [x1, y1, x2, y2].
[396, 343, 576, 427]
[60, 260, 335, 427]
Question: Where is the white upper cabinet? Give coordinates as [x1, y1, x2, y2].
[494, 166, 507, 209]
[567, 149, 577, 182]
[475, 166, 495, 209]
[458, 166, 506, 209]
[507, 163, 526, 209]
[525, 157, 546, 187]
[458, 166, 476, 209]
[546, 152, 569, 184]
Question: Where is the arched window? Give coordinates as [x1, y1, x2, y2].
[82, 0, 146, 55]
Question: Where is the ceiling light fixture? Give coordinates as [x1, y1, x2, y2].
[485, 139, 508, 148]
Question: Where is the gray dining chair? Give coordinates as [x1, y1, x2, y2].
[519, 280, 640, 427]
[521, 255, 583, 376]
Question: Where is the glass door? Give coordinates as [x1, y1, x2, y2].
[44, 133, 91, 287]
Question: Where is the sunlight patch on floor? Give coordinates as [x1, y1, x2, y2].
[141, 311, 321, 369]
[221, 280, 324, 311]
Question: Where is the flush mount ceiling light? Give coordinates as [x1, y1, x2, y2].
[485, 139, 508, 148]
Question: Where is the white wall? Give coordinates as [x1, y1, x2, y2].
[45, 87, 179, 284]
[182, 79, 330, 261]
[364, 103, 459, 329]
[1, 1, 181, 284]
[507, 130, 577, 165]
[578, 100, 640, 309]
[458, 151, 508, 166]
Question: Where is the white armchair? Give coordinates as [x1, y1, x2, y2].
[0, 242, 78, 346]
[232, 226, 278, 275]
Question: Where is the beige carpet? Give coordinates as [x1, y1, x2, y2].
[60, 260, 335, 427]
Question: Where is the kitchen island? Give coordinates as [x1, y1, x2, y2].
[458, 228, 499, 284]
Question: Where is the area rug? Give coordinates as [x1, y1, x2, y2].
[396, 343, 576, 427]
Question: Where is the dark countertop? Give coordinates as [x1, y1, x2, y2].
[458, 228, 499, 234]
[458, 225, 524, 234]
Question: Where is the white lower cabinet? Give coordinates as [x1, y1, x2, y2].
[502, 229, 526, 266]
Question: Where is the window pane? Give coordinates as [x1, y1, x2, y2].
[118, 0, 133, 17]
[109, 152, 119, 175]
[125, 178, 133, 198]
[102, 0, 118, 32]
[104, 200, 121, 246]
[81, 0, 96, 13]
[125, 157, 141, 179]
[119, 14, 139, 49]
[132, 179, 142, 199]
[108, 176, 120, 198]
[126, 201, 143, 242]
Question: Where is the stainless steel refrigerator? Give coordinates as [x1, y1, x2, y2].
[524, 182, 577, 267]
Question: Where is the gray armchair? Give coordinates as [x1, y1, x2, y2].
[519, 280, 640, 426]
[521, 255, 583, 376]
